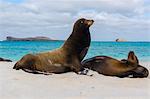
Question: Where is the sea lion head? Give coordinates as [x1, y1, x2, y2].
[122, 51, 149, 77]
[73, 18, 94, 32]
[121, 51, 139, 67]
[127, 51, 139, 65]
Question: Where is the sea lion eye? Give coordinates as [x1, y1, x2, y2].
[80, 21, 84, 24]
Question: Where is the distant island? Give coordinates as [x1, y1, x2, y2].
[115, 38, 127, 42]
[5, 36, 60, 41]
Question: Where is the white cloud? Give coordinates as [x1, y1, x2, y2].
[0, 0, 150, 41]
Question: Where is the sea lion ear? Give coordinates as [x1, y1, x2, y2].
[127, 51, 139, 64]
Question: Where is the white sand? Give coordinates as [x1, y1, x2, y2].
[0, 62, 150, 99]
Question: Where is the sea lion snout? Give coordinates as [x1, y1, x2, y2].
[85, 19, 94, 26]
[73, 18, 94, 30]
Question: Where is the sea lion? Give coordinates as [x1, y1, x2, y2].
[82, 51, 149, 78]
[13, 18, 94, 74]
[0, 57, 12, 62]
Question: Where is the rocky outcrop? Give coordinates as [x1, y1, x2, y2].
[6, 36, 54, 41]
[116, 38, 127, 42]
[0, 57, 12, 62]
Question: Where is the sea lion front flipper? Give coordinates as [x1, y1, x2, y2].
[117, 71, 133, 78]
[70, 56, 88, 75]
[80, 47, 89, 61]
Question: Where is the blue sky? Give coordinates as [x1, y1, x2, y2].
[2, 0, 24, 3]
[0, 0, 150, 41]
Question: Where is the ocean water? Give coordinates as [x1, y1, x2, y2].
[0, 41, 149, 62]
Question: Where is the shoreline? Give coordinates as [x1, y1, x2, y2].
[0, 62, 150, 99]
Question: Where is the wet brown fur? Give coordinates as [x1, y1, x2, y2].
[82, 51, 149, 78]
[13, 18, 94, 74]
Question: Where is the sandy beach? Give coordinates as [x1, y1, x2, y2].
[0, 62, 150, 99]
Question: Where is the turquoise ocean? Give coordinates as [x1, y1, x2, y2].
[0, 41, 149, 62]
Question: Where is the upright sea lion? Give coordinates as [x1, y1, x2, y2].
[82, 51, 149, 78]
[13, 18, 94, 74]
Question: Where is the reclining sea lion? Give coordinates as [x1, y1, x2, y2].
[13, 18, 94, 74]
[0, 57, 12, 62]
[82, 51, 149, 78]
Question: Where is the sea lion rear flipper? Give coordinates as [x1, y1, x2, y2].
[132, 66, 149, 78]
[22, 68, 52, 75]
